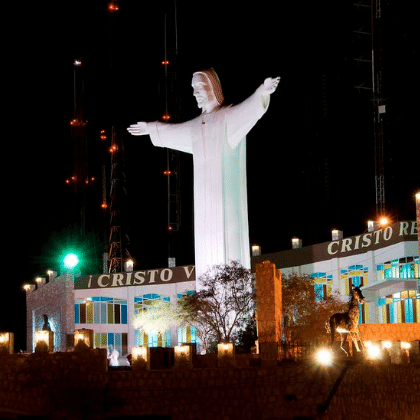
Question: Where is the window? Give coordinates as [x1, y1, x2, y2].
[341, 265, 369, 294]
[377, 257, 419, 280]
[311, 273, 333, 301]
[377, 290, 419, 324]
[94, 332, 128, 355]
[177, 326, 197, 346]
[75, 297, 127, 325]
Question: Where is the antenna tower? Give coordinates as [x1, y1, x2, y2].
[106, 1, 131, 272]
[162, 2, 182, 266]
[354, 0, 386, 216]
[67, 59, 92, 235]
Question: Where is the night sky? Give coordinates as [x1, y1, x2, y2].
[4, 1, 418, 350]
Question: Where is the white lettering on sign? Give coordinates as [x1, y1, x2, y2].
[133, 272, 146, 285]
[183, 266, 195, 279]
[98, 275, 110, 288]
[383, 226, 392, 241]
[362, 233, 372, 248]
[160, 269, 173, 282]
[76, 266, 196, 289]
[326, 222, 417, 256]
[411, 221, 418, 235]
[112, 273, 124, 287]
[400, 222, 409, 236]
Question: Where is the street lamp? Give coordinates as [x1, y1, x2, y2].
[63, 253, 79, 270]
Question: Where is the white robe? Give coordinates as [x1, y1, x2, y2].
[148, 86, 270, 280]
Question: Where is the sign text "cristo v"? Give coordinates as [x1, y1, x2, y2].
[75, 265, 195, 290]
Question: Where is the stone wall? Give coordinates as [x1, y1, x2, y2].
[26, 273, 75, 352]
[1, 349, 419, 420]
[359, 323, 420, 341]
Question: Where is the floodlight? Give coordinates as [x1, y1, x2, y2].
[366, 342, 381, 360]
[315, 348, 333, 366]
[382, 341, 392, 349]
[63, 253, 79, 269]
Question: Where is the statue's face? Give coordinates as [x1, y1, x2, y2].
[192, 73, 217, 111]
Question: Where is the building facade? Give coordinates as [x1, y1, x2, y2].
[25, 221, 419, 354]
[252, 220, 419, 327]
[26, 265, 196, 355]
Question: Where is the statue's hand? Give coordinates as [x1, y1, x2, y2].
[127, 122, 149, 136]
[262, 77, 280, 95]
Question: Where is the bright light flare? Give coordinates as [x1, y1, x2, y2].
[365, 341, 381, 360]
[401, 342, 411, 350]
[63, 253, 79, 269]
[315, 348, 333, 366]
[378, 216, 390, 227]
[382, 341, 392, 349]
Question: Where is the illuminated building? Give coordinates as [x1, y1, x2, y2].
[24, 219, 418, 356]
[253, 220, 419, 326]
[25, 266, 196, 358]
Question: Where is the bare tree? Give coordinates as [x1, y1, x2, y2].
[177, 261, 255, 350]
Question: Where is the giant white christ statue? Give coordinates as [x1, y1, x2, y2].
[128, 69, 280, 280]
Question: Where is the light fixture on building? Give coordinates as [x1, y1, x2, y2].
[124, 259, 134, 272]
[401, 341, 411, 350]
[0, 332, 14, 354]
[131, 346, 150, 370]
[367, 220, 378, 232]
[174, 345, 193, 369]
[35, 277, 46, 287]
[23, 284, 35, 293]
[331, 229, 343, 241]
[74, 329, 93, 348]
[168, 257, 176, 268]
[291, 237, 302, 249]
[251, 244, 261, 257]
[34, 330, 54, 353]
[217, 342, 235, 368]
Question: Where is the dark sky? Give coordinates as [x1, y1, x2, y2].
[4, 1, 418, 349]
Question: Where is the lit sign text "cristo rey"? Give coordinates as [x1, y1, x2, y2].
[327, 221, 417, 256]
[75, 265, 195, 290]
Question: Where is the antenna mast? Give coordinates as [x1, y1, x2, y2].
[162, 2, 182, 266]
[354, 0, 386, 217]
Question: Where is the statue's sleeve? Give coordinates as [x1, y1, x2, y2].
[226, 86, 270, 148]
[147, 120, 193, 154]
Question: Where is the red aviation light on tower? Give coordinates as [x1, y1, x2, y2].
[108, 1, 119, 11]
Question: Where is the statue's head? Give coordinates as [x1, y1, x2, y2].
[192, 69, 224, 113]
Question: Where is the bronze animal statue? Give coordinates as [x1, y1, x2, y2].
[326, 286, 365, 355]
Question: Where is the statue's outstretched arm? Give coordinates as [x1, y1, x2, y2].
[127, 121, 149, 136]
[261, 77, 280, 95]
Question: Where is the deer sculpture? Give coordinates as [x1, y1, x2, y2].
[326, 286, 365, 355]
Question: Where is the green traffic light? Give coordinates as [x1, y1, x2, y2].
[63, 253, 79, 269]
